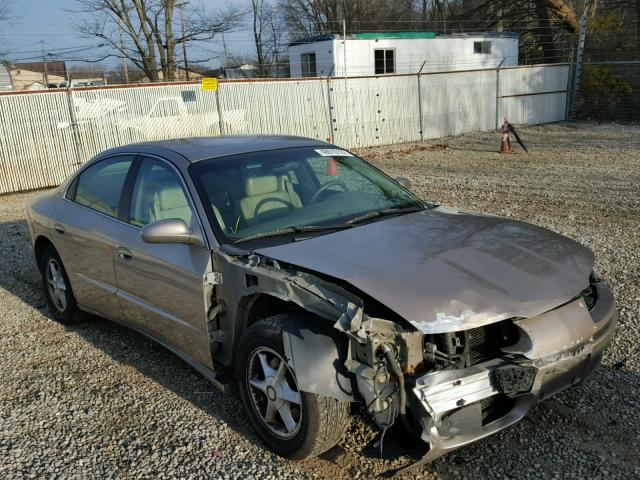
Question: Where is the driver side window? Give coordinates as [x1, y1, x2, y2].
[129, 158, 194, 227]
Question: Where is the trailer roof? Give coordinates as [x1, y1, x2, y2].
[289, 31, 518, 46]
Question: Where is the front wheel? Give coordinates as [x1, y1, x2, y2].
[236, 315, 350, 459]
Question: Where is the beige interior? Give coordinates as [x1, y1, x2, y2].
[239, 174, 302, 221]
[156, 184, 193, 225]
[131, 169, 193, 227]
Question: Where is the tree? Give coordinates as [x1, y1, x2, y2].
[0, 0, 9, 23]
[0, 0, 11, 57]
[250, 0, 289, 77]
[277, 0, 418, 38]
[262, 3, 288, 76]
[74, 0, 244, 81]
[251, 0, 268, 76]
[447, 0, 581, 63]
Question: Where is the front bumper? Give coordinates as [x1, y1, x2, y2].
[406, 282, 617, 469]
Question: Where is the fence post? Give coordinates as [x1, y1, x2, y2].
[570, 12, 587, 120]
[65, 82, 84, 166]
[214, 83, 225, 135]
[324, 65, 336, 144]
[565, 48, 576, 120]
[495, 57, 505, 129]
[325, 76, 334, 144]
[417, 61, 426, 142]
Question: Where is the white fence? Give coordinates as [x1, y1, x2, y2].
[0, 63, 570, 194]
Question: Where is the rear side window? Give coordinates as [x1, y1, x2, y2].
[71, 156, 134, 217]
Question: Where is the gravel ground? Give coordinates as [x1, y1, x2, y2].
[1, 122, 639, 479]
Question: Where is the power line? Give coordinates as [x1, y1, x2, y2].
[9, 44, 108, 62]
[7, 43, 107, 57]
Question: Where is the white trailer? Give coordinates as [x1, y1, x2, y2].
[288, 32, 519, 77]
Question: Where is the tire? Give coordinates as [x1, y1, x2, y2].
[39, 244, 78, 324]
[236, 315, 350, 459]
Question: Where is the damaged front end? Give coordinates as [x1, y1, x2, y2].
[331, 276, 616, 476]
[214, 246, 616, 475]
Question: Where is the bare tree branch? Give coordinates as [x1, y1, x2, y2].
[0, 0, 10, 23]
[73, 0, 244, 81]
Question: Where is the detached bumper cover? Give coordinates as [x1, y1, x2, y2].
[403, 282, 617, 472]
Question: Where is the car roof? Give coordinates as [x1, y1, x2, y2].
[105, 135, 332, 163]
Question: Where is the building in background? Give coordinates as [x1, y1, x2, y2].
[10, 61, 68, 90]
[198, 64, 259, 80]
[219, 64, 259, 79]
[10, 69, 65, 90]
[288, 32, 519, 78]
[0, 63, 13, 91]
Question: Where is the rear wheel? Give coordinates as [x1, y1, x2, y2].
[236, 315, 350, 459]
[39, 244, 78, 324]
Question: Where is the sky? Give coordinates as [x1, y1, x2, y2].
[0, 0, 257, 70]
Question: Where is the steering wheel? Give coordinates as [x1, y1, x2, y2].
[309, 180, 348, 204]
[253, 197, 294, 218]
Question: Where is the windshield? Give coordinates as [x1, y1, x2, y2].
[190, 146, 424, 244]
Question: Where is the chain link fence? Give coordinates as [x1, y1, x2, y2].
[576, 61, 640, 121]
[572, 4, 640, 121]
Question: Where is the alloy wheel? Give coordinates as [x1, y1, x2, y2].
[247, 347, 302, 439]
[46, 259, 67, 312]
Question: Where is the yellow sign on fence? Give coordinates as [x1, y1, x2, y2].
[201, 77, 219, 91]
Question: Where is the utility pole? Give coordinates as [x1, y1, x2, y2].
[117, 17, 129, 83]
[41, 42, 49, 88]
[342, 19, 347, 79]
[570, 12, 587, 119]
[222, 32, 229, 68]
[177, 1, 190, 80]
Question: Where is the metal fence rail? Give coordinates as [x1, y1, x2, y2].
[498, 64, 570, 126]
[0, 64, 569, 194]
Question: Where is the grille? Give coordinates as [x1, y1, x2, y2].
[466, 326, 491, 366]
[465, 320, 520, 366]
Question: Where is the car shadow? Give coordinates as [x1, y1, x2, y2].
[0, 218, 262, 450]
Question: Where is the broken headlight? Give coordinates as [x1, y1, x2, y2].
[580, 272, 599, 310]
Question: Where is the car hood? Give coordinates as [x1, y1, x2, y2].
[256, 206, 594, 333]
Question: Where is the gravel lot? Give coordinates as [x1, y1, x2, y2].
[1, 122, 639, 479]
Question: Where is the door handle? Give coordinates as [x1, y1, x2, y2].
[117, 247, 132, 260]
[54, 223, 65, 234]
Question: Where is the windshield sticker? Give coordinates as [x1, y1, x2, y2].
[314, 148, 353, 157]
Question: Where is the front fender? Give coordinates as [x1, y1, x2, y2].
[280, 313, 356, 402]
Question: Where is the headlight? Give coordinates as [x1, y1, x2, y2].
[581, 272, 599, 310]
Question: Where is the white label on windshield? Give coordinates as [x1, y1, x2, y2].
[314, 148, 353, 157]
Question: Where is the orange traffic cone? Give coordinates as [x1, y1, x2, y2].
[327, 158, 339, 176]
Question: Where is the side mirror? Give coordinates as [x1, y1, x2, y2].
[140, 218, 204, 247]
[395, 176, 412, 190]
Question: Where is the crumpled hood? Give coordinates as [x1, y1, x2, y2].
[256, 206, 594, 333]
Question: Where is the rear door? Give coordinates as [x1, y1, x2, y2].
[56, 155, 135, 318]
[110, 155, 214, 368]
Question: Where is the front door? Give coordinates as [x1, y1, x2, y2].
[56, 155, 135, 318]
[111, 155, 213, 368]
